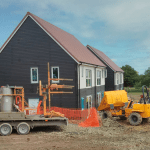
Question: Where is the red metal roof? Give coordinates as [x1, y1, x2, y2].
[87, 45, 124, 72]
[0, 12, 105, 67]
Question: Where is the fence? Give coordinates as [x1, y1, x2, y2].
[37, 106, 89, 121]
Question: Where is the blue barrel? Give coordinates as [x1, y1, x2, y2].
[81, 97, 84, 110]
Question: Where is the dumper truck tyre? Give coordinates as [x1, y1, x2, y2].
[17, 122, 30, 135]
[128, 113, 142, 126]
[0, 123, 12, 136]
[102, 111, 112, 119]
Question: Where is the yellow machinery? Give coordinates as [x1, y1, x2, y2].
[98, 86, 150, 126]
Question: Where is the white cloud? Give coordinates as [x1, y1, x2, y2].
[0, 0, 150, 74]
[111, 58, 117, 62]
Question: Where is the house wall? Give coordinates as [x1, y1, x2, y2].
[86, 47, 115, 91]
[105, 66, 114, 91]
[79, 65, 105, 109]
[0, 16, 78, 108]
[114, 72, 124, 90]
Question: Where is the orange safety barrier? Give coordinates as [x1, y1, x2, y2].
[79, 108, 102, 127]
[37, 106, 99, 124]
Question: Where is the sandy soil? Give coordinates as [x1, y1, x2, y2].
[1, 117, 150, 150]
[1, 95, 149, 150]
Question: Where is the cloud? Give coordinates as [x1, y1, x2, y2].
[0, 0, 150, 74]
[111, 58, 117, 62]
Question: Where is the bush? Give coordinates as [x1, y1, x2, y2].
[124, 87, 147, 93]
[134, 82, 142, 89]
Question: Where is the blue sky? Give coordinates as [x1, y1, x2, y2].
[0, 0, 150, 75]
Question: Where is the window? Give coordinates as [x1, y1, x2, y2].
[97, 92, 102, 107]
[81, 66, 84, 77]
[52, 67, 59, 83]
[31, 67, 38, 83]
[97, 70, 101, 85]
[102, 69, 104, 78]
[117, 74, 119, 84]
[105, 69, 107, 78]
[86, 69, 92, 87]
[120, 73, 122, 84]
[86, 95, 92, 109]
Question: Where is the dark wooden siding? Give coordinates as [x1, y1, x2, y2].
[0, 16, 78, 108]
[105, 66, 114, 91]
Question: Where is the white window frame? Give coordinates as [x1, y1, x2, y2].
[120, 73, 122, 84]
[121, 73, 123, 84]
[97, 92, 102, 105]
[30, 67, 38, 84]
[105, 69, 107, 78]
[97, 70, 101, 86]
[102, 69, 104, 78]
[86, 69, 92, 87]
[86, 95, 92, 109]
[117, 73, 119, 85]
[81, 66, 84, 78]
[51, 66, 59, 83]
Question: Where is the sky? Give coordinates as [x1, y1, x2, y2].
[0, 0, 150, 75]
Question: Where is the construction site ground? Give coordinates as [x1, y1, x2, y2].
[1, 94, 150, 150]
[0, 117, 150, 150]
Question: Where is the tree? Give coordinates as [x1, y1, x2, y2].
[144, 67, 150, 75]
[121, 65, 139, 87]
[141, 67, 150, 87]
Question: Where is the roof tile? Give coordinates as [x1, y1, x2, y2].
[87, 45, 124, 72]
[28, 12, 105, 67]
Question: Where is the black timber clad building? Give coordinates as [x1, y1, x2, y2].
[0, 12, 106, 109]
[87, 45, 124, 91]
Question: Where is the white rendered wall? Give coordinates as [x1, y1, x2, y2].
[79, 64, 105, 89]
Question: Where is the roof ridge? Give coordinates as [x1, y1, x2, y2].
[87, 45, 124, 72]
[0, 12, 106, 67]
[28, 12, 74, 37]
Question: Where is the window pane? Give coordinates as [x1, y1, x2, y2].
[53, 68, 58, 78]
[86, 79, 88, 87]
[32, 69, 37, 81]
[89, 70, 90, 78]
[89, 79, 91, 86]
[86, 70, 88, 78]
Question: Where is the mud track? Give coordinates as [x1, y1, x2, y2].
[1, 117, 150, 150]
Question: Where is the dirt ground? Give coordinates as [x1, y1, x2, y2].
[1, 117, 150, 150]
[1, 94, 150, 150]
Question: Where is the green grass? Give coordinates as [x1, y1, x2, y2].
[127, 92, 148, 101]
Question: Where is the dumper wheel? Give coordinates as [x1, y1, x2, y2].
[102, 111, 112, 119]
[0, 123, 12, 136]
[17, 122, 30, 135]
[128, 113, 142, 126]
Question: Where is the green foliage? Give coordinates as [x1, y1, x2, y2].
[124, 87, 147, 93]
[141, 75, 150, 87]
[121, 65, 139, 87]
[144, 67, 150, 75]
[134, 82, 142, 89]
